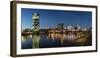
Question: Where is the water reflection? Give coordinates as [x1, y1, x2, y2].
[48, 33, 77, 44]
[32, 35, 40, 48]
[21, 32, 92, 49]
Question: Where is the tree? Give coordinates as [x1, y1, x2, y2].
[23, 28, 32, 32]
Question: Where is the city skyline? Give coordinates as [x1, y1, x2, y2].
[21, 8, 92, 30]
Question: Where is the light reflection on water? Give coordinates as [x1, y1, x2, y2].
[21, 32, 92, 49]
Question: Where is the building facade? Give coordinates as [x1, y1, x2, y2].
[32, 13, 40, 34]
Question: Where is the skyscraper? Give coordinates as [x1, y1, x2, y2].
[32, 13, 40, 34]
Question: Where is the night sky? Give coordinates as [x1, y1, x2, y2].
[21, 8, 92, 29]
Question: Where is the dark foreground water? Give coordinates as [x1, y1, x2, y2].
[21, 32, 92, 49]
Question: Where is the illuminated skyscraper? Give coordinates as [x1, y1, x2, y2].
[32, 13, 40, 34]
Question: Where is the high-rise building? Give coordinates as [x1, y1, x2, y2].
[32, 13, 40, 33]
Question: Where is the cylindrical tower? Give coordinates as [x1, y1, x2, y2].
[32, 13, 40, 34]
